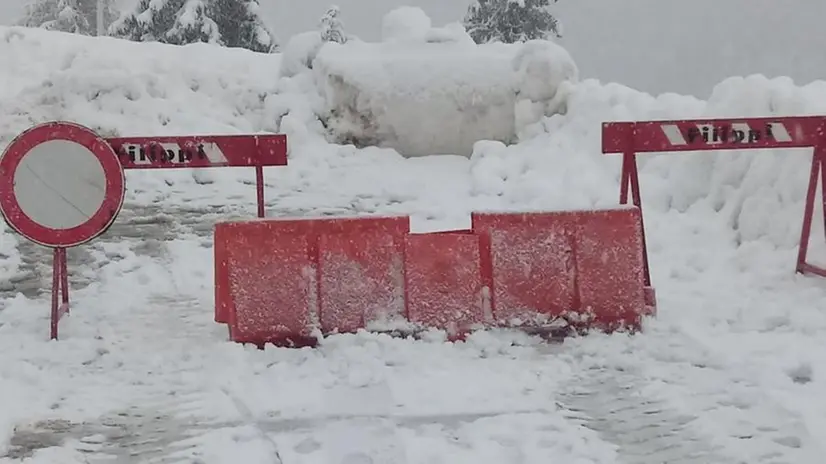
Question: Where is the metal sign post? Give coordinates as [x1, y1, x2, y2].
[0, 121, 126, 340]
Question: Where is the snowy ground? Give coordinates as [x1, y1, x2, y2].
[2, 26, 826, 464]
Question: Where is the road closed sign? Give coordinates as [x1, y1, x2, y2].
[0, 121, 126, 248]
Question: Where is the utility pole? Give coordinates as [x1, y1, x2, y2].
[96, 0, 105, 36]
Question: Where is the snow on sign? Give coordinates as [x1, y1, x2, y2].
[0, 121, 127, 341]
[602, 115, 826, 281]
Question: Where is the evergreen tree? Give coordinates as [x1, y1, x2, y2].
[319, 5, 346, 44]
[19, 0, 118, 35]
[76, 0, 119, 34]
[464, 0, 562, 44]
[207, 0, 276, 52]
[167, 0, 220, 45]
[110, 0, 185, 42]
[111, 0, 276, 52]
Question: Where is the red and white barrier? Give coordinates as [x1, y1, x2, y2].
[108, 133, 287, 218]
[602, 116, 826, 279]
[214, 207, 653, 347]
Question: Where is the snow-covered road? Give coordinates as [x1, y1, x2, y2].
[1, 193, 824, 464]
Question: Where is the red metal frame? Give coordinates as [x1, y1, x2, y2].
[602, 116, 826, 282]
[797, 149, 826, 277]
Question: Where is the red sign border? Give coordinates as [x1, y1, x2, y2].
[0, 122, 126, 248]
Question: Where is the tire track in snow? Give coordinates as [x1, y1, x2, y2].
[559, 365, 730, 463]
[558, 331, 814, 464]
[0, 202, 229, 301]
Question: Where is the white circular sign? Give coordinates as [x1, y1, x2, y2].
[0, 121, 126, 248]
[13, 139, 107, 230]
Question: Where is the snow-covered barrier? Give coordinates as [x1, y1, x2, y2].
[214, 208, 654, 347]
[287, 8, 578, 157]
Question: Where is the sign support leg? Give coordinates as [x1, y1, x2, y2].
[796, 147, 826, 276]
[59, 248, 69, 314]
[255, 165, 265, 218]
[620, 151, 652, 286]
[50, 247, 70, 340]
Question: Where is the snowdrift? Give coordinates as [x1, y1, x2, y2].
[280, 8, 578, 157]
[0, 24, 824, 252]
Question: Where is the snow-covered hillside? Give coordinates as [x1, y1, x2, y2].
[3, 0, 826, 96]
[1, 24, 826, 463]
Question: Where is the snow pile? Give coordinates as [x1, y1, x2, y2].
[468, 74, 826, 250]
[1, 24, 823, 248]
[277, 7, 578, 157]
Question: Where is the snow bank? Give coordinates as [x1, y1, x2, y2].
[0, 24, 823, 250]
[281, 8, 578, 157]
[0, 26, 280, 145]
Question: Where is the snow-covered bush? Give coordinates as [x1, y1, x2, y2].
[464, 0, 563, 44]
[278, 30, 325, 78]
[277, 5, 349, 78]
[111, 0, 276, 52]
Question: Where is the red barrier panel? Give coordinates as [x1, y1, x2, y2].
[473, 212, 578, 326]
[602, 116, 826, 280]
[319, 223, 406, 334]
[404, 232, 485, 339]
[214, 215, 408, 346]
[473, 207, 649, 332]
[216, 220, 316, 347]
[574, 208, 650, 328]
[215, 208, 651, 346]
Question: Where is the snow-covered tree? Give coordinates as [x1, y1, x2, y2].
[464, 0, 562, 44]
[167, 0, 220, 45]
[109, 0, 184, 42]
[207, 0, 277, 52]
[19, 0, 118, 35]
[111, 0, 276, 52]
[77, 0, 119, 34]
[319, 5, 346, 44]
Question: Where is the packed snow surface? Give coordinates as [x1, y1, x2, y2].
[1, 22, 826, 463]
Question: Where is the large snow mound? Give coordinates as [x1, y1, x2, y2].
[0, 24, 824, 251]
[278, 8, 578, 157]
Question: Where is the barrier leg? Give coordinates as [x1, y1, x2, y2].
[255, 165, 265, 218]
[796, 149, 824, 275]
[621, 151, 652, 287]
[820, 149, 826, 248]
[50, 248, 70, 340]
